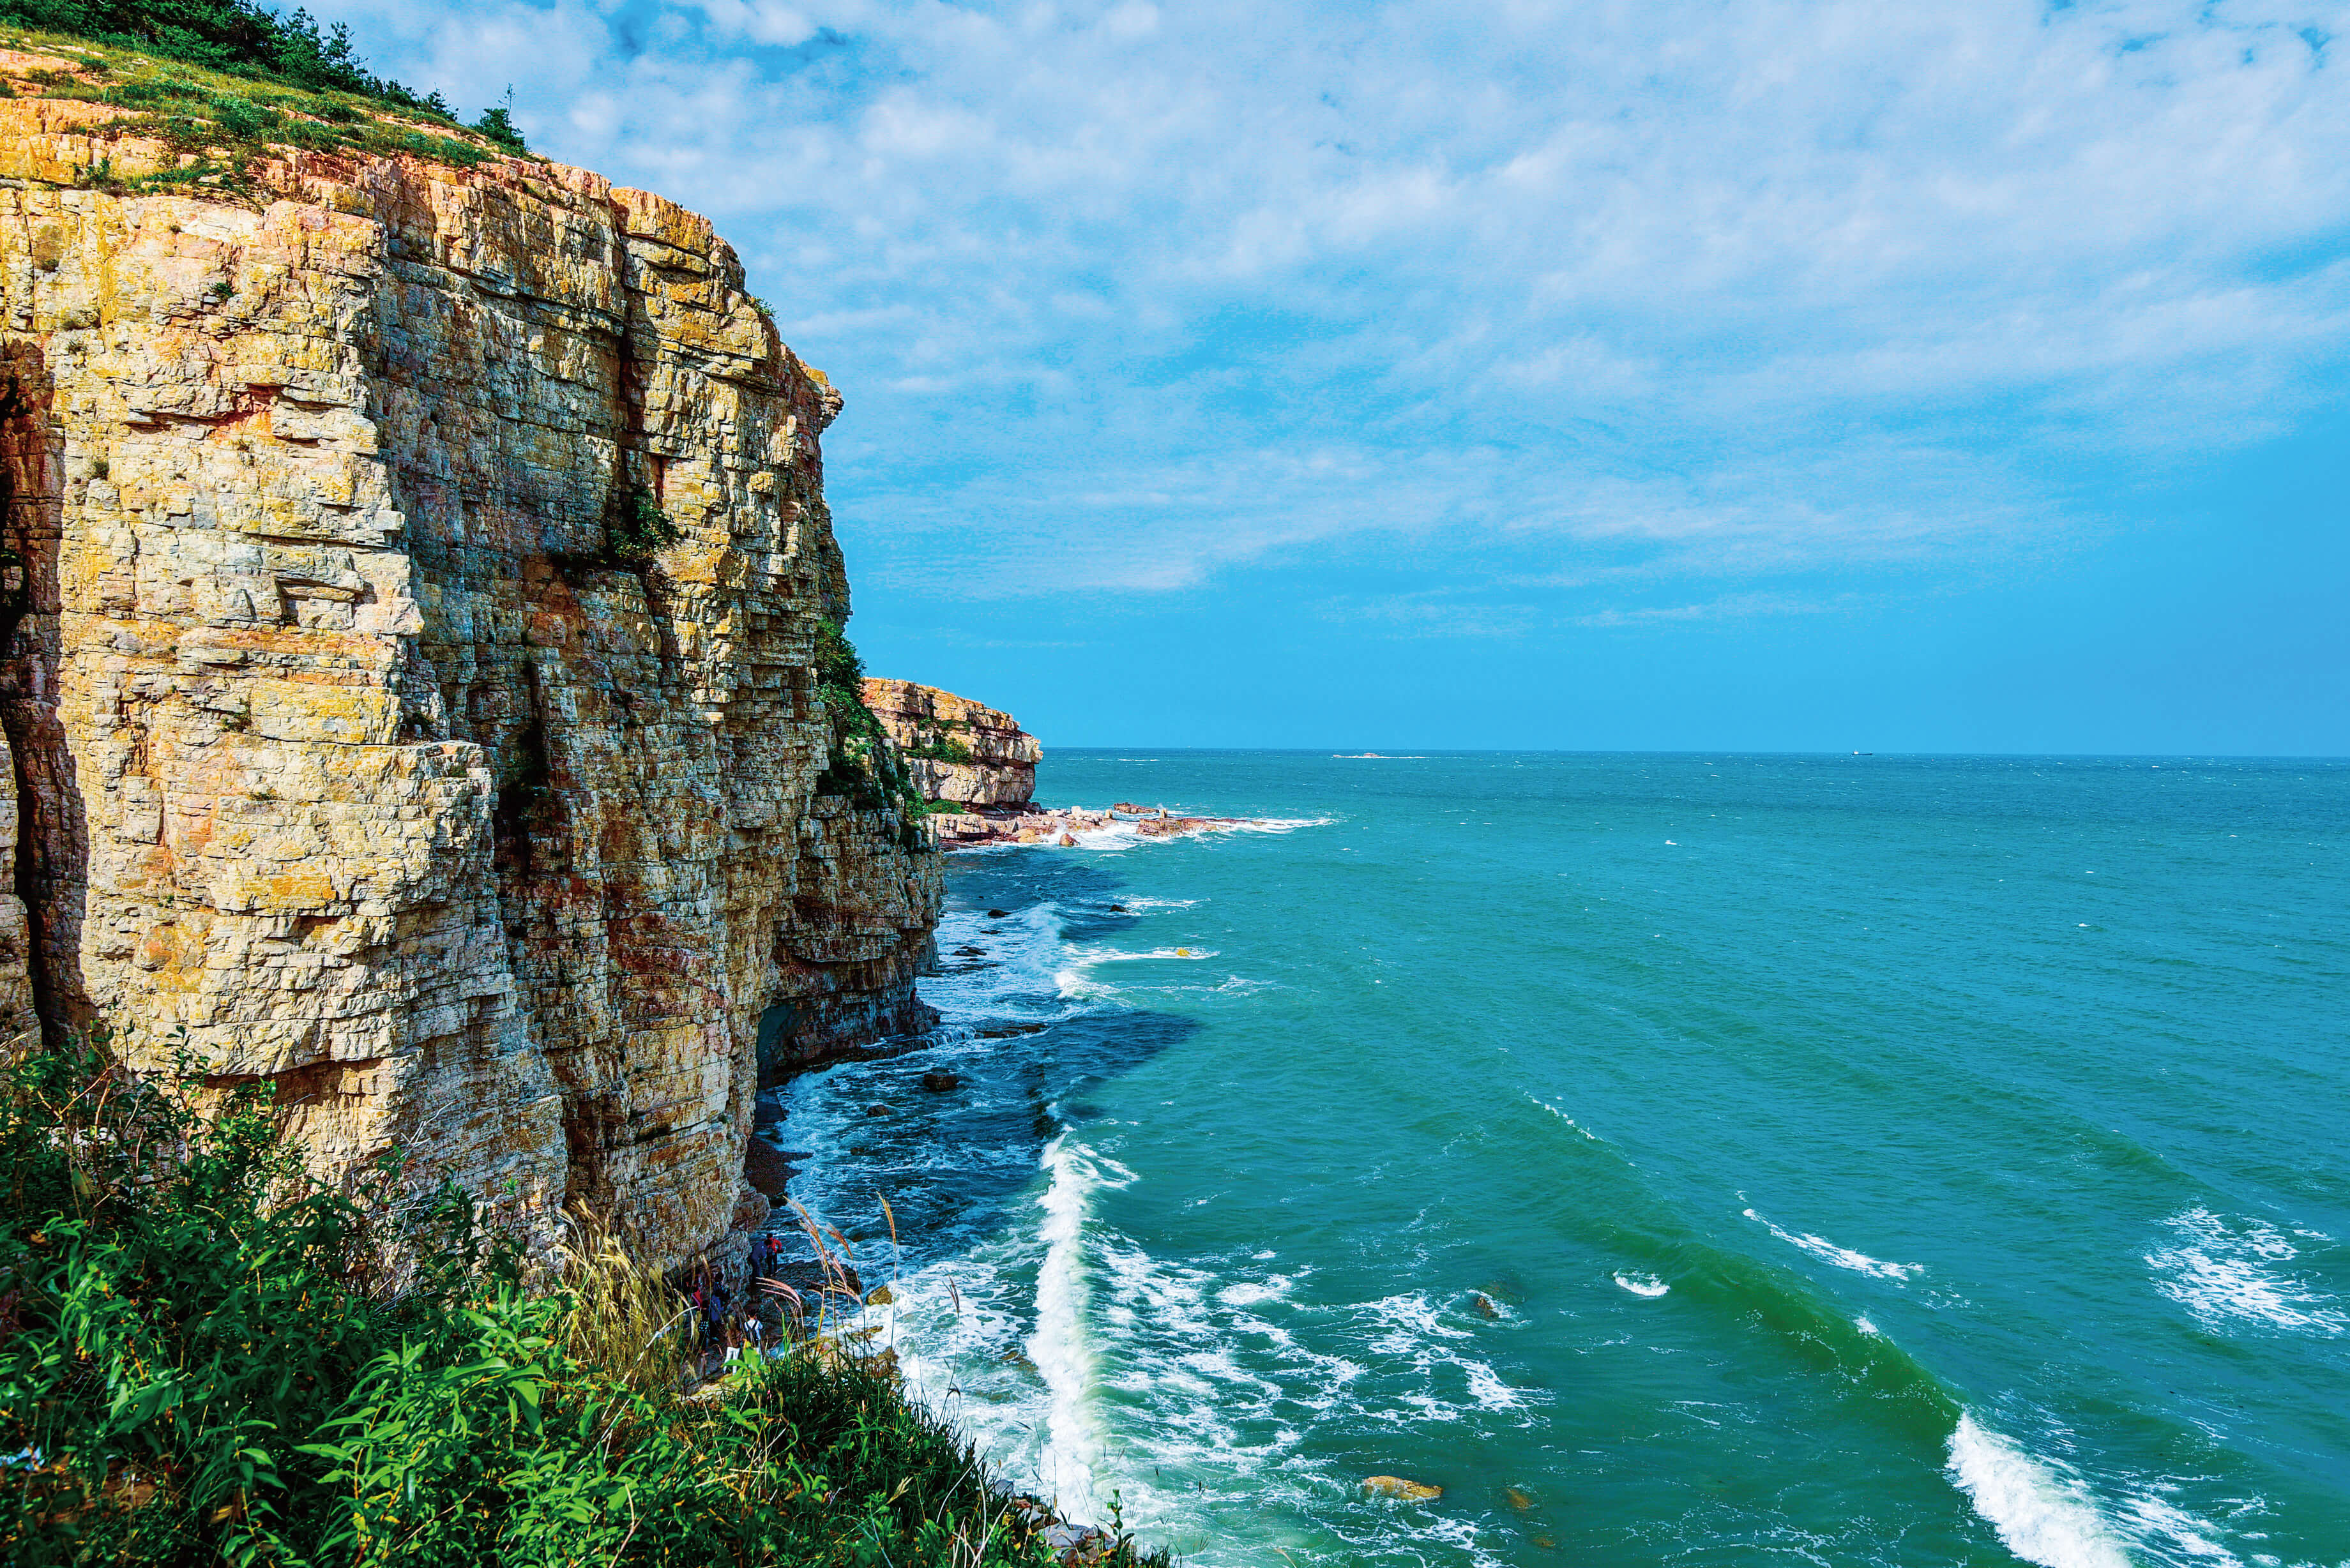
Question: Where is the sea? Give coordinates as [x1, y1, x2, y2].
[759, 751, 2349, 1567]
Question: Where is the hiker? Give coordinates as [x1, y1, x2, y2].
[745, 1310, 765, 1355]
[722, 1320, 742, 1366]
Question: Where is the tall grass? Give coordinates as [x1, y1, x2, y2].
[0, 1034, 1164, 1566]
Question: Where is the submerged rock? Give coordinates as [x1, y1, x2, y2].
[921, 1071, 960, 1092]
[1363, 1476, 1443, 1502]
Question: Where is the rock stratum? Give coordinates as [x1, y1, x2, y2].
[860, 676, 1038, 806]
[0, 68, 941, 1272]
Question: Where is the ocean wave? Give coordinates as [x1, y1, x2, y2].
[2146, 1207, 2346, 1336]
[1027, 1137, 1133, 1518]
[1526, 1093, 1602, 1141]
[1946, 1413, 2135, 1568]
[1613, 1272, 1671, 1298]
[1743, 1208, 1923, 1282]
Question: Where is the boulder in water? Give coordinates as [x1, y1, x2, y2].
[987, 908, 1012, 918]
[1363, 1476, 1443, 1502]
[921, 1071, 960, 1092]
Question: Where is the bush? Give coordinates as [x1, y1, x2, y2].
[471, 103, 525, 155]
[610, 486, 682, 562]
[0, 1, 447, 115]
[810, 621, 932, 843]
[0, 1035, 1159, 1565]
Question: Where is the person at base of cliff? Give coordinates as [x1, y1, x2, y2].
[745, 1312, 765, 1355]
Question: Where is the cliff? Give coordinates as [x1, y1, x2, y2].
[861, 676, 1039, 806]
[0, 53, 940, 1271]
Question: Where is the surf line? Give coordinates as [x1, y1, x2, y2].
[1025, 1134, 1136, 1521]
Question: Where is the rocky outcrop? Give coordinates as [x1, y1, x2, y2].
[860, 677, 1038, 806]
[0, 66, 939, 1271]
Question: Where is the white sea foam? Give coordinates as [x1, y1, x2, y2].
[2146, 1207, 2346, 1336]
[1946, 1414, 2135, 1568]
[1614, 1272, 1671, 1297]
[1026, 1136, 1135, 1518]
[1528, 1094, 1602, 1140]
[1854, 1315, 1879, 1335]
[1743, 1208, 1922, 1281]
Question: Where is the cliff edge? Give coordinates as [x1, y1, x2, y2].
[0, 50, 940, 1272]
[861, 676, 1040, 806]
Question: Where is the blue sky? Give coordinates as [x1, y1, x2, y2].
[314, 0, 2349, 752]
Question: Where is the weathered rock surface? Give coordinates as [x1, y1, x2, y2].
[0, 71, 939, 1271]
[860, 677, 1038, 806]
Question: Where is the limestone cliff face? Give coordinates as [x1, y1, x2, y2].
[0, 88, 940, 1269]
[861, 677, 1039, 807]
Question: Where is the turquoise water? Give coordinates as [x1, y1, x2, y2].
[768, 753, 2349, 1566]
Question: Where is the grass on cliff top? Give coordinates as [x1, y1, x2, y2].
[0, 1033, 1160, 1567]
[0, 0, 510, 133]
[0, 14, 528, 193]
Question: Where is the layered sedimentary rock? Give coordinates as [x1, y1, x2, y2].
[0, 76, 939, 1269]
[860, 677, 1038, 806]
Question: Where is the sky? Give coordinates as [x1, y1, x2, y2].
[310, 0, 2350, 753]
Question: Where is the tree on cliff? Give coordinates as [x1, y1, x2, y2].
[0, 0, 462, 119]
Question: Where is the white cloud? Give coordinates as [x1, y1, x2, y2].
[308, 0, 2350, 610]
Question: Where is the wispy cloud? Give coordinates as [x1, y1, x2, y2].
[315, 0, 2350, 620]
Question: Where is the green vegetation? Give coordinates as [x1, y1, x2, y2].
[902, 731, 974, 765]
[0, 1, 461, 118]
[812, 619, 931, 844]
[0, 3, 530, 191]
[611, 486, 683, 563]
[0, 1034, 1158, 1565]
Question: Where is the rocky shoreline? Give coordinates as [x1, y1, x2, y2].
[929, 801, 1247, 848]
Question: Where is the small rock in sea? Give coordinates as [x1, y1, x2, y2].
[1471, 1292, 1500, 1318]
[1109, 903, 1127, 912]
[1363, 1475, 1443, 1502]
[921, 1071, 959, 1092]
[1531, 1535, 1558, 1551]
[1503, 1486, 1535, 1512]
[864, 1103, 890, 1117]
[1058, 833, 1078, 847]
[954, 945, 985, 956]
[865, 1284, 895, 1306]
[987, 908, 1012, 918]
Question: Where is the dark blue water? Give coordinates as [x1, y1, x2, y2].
[772, 753, 2350, 1566]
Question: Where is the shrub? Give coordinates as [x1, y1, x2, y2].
[810, 620, 932, 842]
[0, 1, 450, 116]
[0, 1034, 1159, 1565]
[610, 486, 681, 562]
[471, 102, 525, 155]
